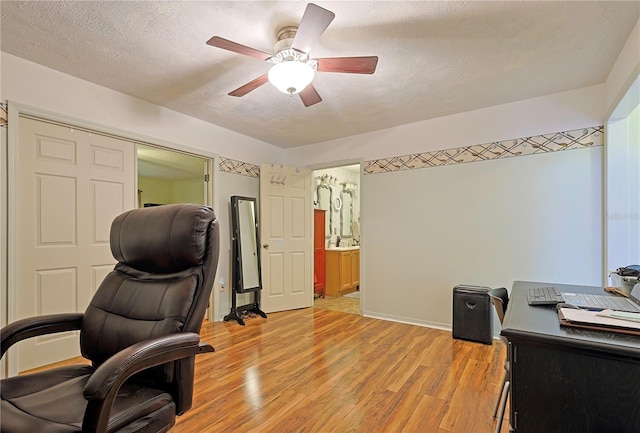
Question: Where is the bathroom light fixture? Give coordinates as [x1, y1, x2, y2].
[268, 61, 314, 95]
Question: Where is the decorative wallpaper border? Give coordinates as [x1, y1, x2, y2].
[219, 157, 260, 178]
[217, 125, 604, 178]
[0, 102, 8, 128]
[363, 125, 604, 175]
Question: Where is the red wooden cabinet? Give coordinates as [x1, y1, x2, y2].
[314, 209, 326, 297]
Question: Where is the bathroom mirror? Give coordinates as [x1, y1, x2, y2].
[231, 196, 261, 292]
[340, 189, 354, 238]
[317, 184, 332, 238]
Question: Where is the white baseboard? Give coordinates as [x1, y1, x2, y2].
[362, 311, 451, 332]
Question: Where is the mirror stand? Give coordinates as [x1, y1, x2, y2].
[223, 275, 267, 326]
[224, 196, 267, 326]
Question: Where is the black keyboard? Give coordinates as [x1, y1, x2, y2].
[527, 286, 564, 305]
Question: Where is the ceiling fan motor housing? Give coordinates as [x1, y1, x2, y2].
[274, 26, 298, 55]
[268, 26, 318, 94]
[272, 26, 314, 66]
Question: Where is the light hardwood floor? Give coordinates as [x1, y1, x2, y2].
[314, 294, 360, 315]
[28, 307, 509, 432]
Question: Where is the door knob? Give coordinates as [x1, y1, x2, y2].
[262, 243, 269, 249]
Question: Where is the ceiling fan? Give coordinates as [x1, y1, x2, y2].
[206, 3, 378, 107]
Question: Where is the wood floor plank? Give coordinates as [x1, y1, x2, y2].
[24, 307, 507, 432]
[402, 393, 450, 433]
[439, 358, 495, 432]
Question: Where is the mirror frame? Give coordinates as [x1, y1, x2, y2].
[231, 196, 262, 293]
[317, 184, 333, 239]
[340, 189, 354, 239]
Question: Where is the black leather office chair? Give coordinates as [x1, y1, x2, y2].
[488, 287, 510, 433]
[1, 204, 220, 433]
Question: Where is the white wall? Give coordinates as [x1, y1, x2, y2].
[138, 176, 174, 205]
[137, 176, 204, 206]
[605, 18, 640, 119]
[606, 102, 640, 274]
[173, 178, 206, 205]
[215, 171, 260, 321]
[363, 147, 602, 328]
[0, 53, 283, 166]
[287, 85, 607, 329]
[286, 84, 606, 166]
[604, 17, 640, 280]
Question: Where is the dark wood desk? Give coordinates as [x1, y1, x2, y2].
[502, 281, 640, 433]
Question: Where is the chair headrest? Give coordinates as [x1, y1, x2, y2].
[110, 204, 216, 273]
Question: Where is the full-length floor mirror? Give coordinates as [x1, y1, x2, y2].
[224, 196, 267, 325]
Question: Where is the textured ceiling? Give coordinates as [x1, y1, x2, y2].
[1, 1, 638, 148]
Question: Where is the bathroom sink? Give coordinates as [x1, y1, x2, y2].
[327, 246, 360, 251]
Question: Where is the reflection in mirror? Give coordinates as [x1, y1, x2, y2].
[317, 184, 332, 238]
[341, 189, 354, 238]
[352, 218, 360, 244]
[231, 196, 261, 292]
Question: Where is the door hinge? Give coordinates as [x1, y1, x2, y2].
[204, 174, 210, 182]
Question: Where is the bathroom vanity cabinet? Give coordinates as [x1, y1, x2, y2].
[325, 248, 360, 297]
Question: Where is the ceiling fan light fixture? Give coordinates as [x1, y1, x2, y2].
[268, 61, 314, 95]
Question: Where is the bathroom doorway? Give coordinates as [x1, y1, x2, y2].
[312, 163, 361, 315]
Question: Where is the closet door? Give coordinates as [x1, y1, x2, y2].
[14, 116, 135, 371]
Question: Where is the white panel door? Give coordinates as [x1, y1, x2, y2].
[259, 164, 312, 313]
[15, 117, 135, 371]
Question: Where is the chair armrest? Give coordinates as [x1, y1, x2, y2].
[82, 332, 214, 433]
[0, 313, 84, 359]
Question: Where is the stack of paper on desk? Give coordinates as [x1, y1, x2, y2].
[597, 309, 640, 323]
[558, 308, 640, 335]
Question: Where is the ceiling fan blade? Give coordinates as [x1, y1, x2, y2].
[291, 3, 335, 54]
[228, 74, 269, 97]
[317, 56, 379, 74]
[206, 36, 271, 61]
[299, 84, 322, 107]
